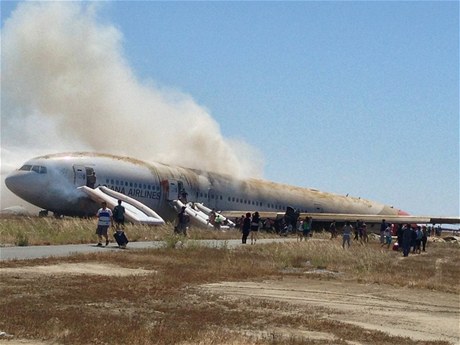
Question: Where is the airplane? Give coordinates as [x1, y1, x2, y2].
[4, 152, 460, 229]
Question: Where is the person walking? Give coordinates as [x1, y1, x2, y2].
[342, 221, 353, 248]
[414, 226, 423, 254]
[329, 220, 337, 239]
[382, 224, 392, 248]
[250, 211, 260, 244]
[113, 199, 125, 228]
[380, 219, 387, 245]
[401, 224, 412, 257]
[361, 222, 369, 243]
[95, 201, 113, 246]
[354, 220, 361, 241]
[421, 225, 428, 252]
[302, 216, 312, 240]
[177, 206, 189, 236]
[242, 212, 251, 244]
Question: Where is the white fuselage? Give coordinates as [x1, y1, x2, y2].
[5, 152, 403, 221]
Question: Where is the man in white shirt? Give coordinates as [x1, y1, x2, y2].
[96, 201, 113, 246]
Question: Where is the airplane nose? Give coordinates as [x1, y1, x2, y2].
[5, 172, 30, 196]
[4, 170, 45, 204]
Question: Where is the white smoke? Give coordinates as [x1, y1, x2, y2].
[1, 2, 264, 210]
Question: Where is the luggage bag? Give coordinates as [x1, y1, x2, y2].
[113, 230, 129, 248]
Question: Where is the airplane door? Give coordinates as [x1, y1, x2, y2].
[168, 180, 179, 201]
[73, 165, 87, 187]
[73, 165, 96, 187]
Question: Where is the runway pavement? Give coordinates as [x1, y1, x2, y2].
[0, 238, 296, 261]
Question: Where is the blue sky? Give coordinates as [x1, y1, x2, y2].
[1, 1, 459, 218]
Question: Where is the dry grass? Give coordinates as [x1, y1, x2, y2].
[0, 216, 249, 246]
[0, 217, 458, 344]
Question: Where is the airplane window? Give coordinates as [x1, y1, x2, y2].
[134, 183, 137, 188]
[130, 182, 133, 187]
[220, 196, 223, 200]
[19, 165, 32, 171]
[148, 185, 151, 190]
[228, 197, 231, 201]
[232, 197, 235, 202]
[110, 179, 114, 184]
[125, 182, 129, 187]
[143, 184, 147, 189]
[106, 179, 109, 184]
[40, 166, 47, 174]
[116, 180, 119, 186]
[32, 166, 40, 173]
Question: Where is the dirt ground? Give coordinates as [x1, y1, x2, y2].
[0, 263, 459, 345]
[202, 277, 460, 344]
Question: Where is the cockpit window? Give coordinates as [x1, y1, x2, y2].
[30, 166, 47, 174]
[19, 165, 32, 171]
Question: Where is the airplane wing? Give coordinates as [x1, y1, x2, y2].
[221, 211, 460, 225]
[295, 213, 460, 225]
[78, 186, 165, 225]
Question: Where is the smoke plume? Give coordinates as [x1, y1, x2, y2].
[1, 2, 264, 210]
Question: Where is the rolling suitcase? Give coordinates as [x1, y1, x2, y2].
[113, 230, 129, 248]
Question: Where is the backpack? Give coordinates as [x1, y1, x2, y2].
[113, 205, 124, 220]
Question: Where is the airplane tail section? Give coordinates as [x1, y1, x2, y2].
[171, 200, 235, 229]
[78, 186, 165, 225]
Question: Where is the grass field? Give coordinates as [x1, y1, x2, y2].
[0, 216, 458, 345]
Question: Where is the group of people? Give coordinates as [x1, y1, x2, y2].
[171, 207, 435, 256]
[338, 220, 379, 249]
[396, 224, 428, 256]
[339, 219, 430, 256]
[95, 199, 128, 248]
[240, 211, 261, 244]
